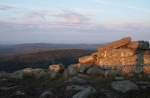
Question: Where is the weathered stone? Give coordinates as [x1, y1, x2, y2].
[48, 64, 64, 73]
[12, 68, 48, 79]
[104, 69, 120, 77]
[79, 56, 95, 65]
[86, 67, 105, 75]
[96, 56, 137, 67]
[115, 76, 124, 80]
[97, 37, 131, 52]
[22, 68, 33, 77]
[77, 74, 90, 79]
[11, 70, 24, 79]
[136, 81, 150, 89]
[144, 65, 150, 74]
[144, 54, 150, 65]
[78, 65, 91, 73]
[78, 37, 150, 75]
[0, 86, 18, 91]
[0, 72, 11, 78]
[111, 80, 138, 93]
[97, 48, 135, 58]
[11, 90, 26, 98]
[72, 86, 96, 98]
[127, 41, 149, 50]
[100, 89, 117, 98]
[65, 76, 88, 84]
[32, 68, 47, 79]
[40, 91, 55, 98]
[144, 50, 150, 55]
[48, 71, 61, 79]
[66, 85, 86, 91]
[63, 64, 80, 77]
[64, 63, 93, 78]
[121, 65, 136, 74]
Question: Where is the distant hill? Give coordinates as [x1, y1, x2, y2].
[0, 49, 94, 72]
[0, 43, 102, 55]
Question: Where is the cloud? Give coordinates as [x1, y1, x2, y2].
[0, 20, 150, 44]
[3, 9, 92, 29]
[20, 11, 47, 25]
[0, 5, 15, 11]
[0, 19, 150, 34]
[0, 5, 150, 43]
[54, 10, 90, 25]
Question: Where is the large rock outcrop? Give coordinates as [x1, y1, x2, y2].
[79, 37, 150, 74]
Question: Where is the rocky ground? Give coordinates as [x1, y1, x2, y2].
[0, 64, 150, 98]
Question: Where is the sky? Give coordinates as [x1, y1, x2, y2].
[0, 0, 150, 44]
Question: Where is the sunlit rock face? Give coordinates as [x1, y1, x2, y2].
[48, 64, 64, 73]
[79, 37, 150, 74]
[79, 56, 95, 65]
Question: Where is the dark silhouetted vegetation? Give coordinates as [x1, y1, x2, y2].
[0, 49, 93, 72]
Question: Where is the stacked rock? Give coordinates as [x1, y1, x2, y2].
[79, 37, 150, 74]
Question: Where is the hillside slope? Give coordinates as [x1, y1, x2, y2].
[0, 49, 93, 72]
[0, 43, 101, 55]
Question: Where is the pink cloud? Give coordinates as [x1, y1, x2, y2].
[3, 10, 93, 30]
[1, 7, 150, 33]
[54, 10, 90, 25]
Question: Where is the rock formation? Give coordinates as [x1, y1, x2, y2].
[48, 64, 64, 73]
[79, 37, 150, 74]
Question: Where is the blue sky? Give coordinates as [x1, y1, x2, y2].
[0, 0, 150, 44]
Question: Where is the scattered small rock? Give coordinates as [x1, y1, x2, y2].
[111, 80, 139, 93]
[78, 65, 91, 73]
[48, 71, 61, 79]
[72, 86, 96, 98]
[104, 69, 120, 77]
[136, 81, 150, 89]
[86, 66, 105, 75]
[32, 68, 47, 79]
[40, 91, 55, 98]
[0, 72, 11, 78]
[65, 76, 88, 84]
[11, 90, 26, 98]
[11, 70, 24, 79]
[63, 64, 79, 77]
[66, 85, 86, 91]
[0, 86, 18, 91]
[115, 76, 124, 80]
